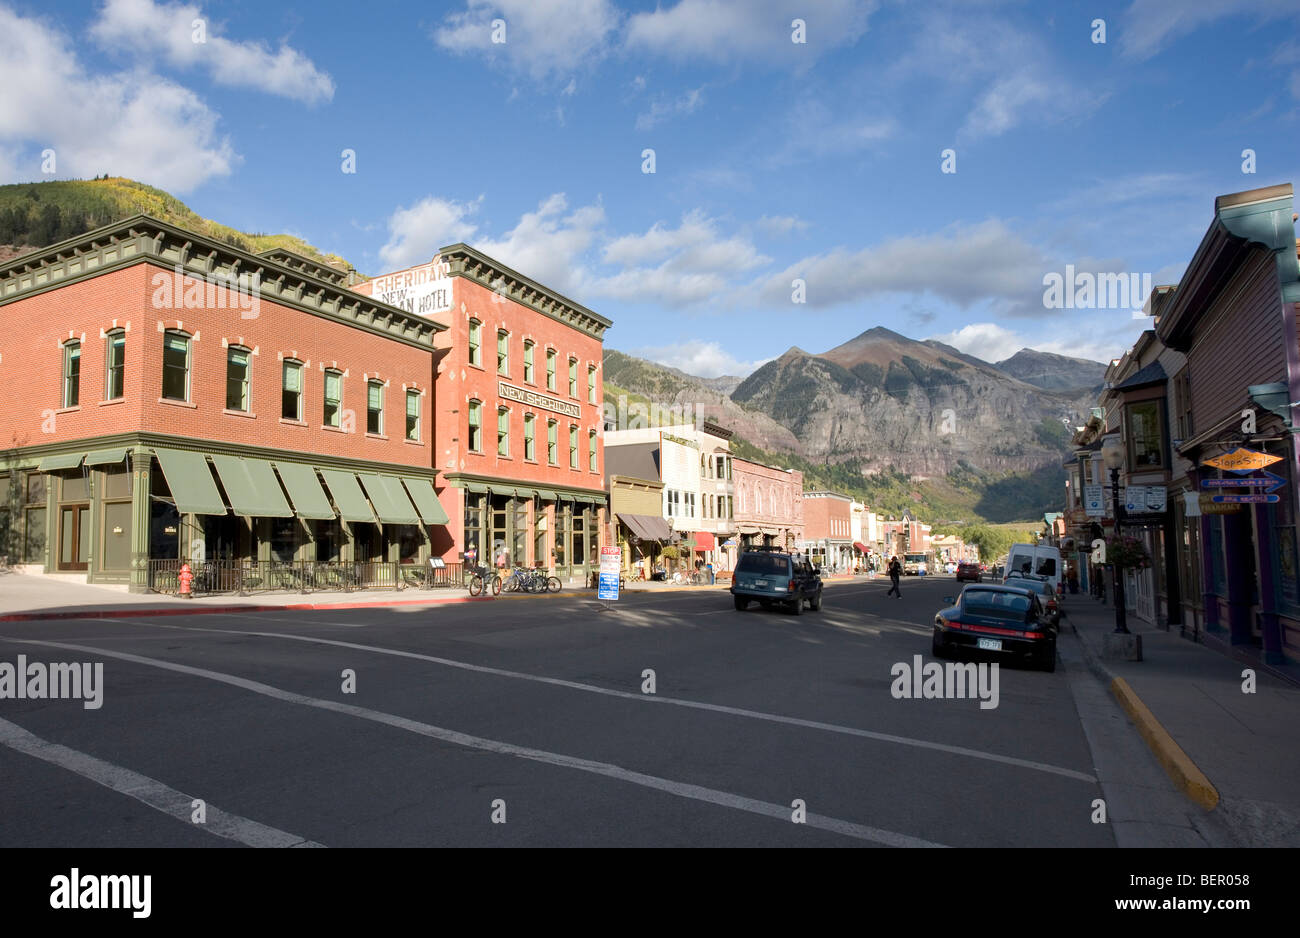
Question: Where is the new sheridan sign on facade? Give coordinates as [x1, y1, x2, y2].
[499, 381, 581, 418]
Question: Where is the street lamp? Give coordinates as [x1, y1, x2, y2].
[1101, 437, 1129, 634]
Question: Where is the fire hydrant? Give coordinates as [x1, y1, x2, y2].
[179, 562, 194, 599]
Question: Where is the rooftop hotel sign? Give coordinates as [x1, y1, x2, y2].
[499, 381, 581, 418]
[370, 256, 453, 317]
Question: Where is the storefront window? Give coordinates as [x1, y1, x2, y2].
[513, 501, 528, 567]
[554, 504, 569, 567]
[1272, 456, 1299, 611]
[571, 509, 585, 564]
[464, 494, 483, 561]
[398, 526, 422, 565]
[271, 517, 297, 562]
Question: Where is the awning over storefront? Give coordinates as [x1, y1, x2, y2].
[273, 462, 336, 520]
[37, 452, 84, 471]
[621, 513, 672, 542]
[319, 469, 377, 523]
[211, 455, 293, 518]
[853, 542, 869, 553]
[537, 489, 558, 501]
[462, 481, 489, 495]
[153, 447, 227, 515]
[402, 478, 451, 525]
[83, 448, 128, 466]
[357, 473, 421, 525]
[695, 531, 716, 550]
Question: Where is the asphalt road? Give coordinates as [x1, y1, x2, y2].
[0, 575, 1208, 847]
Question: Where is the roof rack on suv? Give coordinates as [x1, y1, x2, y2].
[744, 545, 790, 553]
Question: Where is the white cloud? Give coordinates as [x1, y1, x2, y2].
[633, 340, 770, 378]
[476, 194, 606, 298]
[378, 196, 482, 270]
[755, 219, 1051, 314]
[90, 0, 334, 104]
[635, 87, 704, 131]
[755, 214, 810, 236]
[625, 0, 875, 65]
[1120, 0, 1300, 61]
[0, 5, 235, 191]
[434, 0, 620, 81]
[930, 321, 1148, 368]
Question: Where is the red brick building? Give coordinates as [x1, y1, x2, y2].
[0, 215, 446, 591]
[730, 456, 803, 556]
[350, 247, 611, 583]
[801, 490, 853, 571]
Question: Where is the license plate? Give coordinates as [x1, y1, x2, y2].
[754, 579, 768, 588]
[977, 638, 1002, 651]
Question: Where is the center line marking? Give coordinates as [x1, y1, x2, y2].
[4, 637, 945, 848]
[0, 716, 323, 848]
[44, 618, 1097, 784]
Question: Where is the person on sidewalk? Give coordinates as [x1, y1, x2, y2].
[886, 556, 902, 597]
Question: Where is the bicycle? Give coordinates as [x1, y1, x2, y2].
[466, 563, 502, 597]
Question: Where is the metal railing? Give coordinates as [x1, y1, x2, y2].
[146, 559, 467, 595]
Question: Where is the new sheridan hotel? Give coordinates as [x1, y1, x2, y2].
[0, 216, 611, 591]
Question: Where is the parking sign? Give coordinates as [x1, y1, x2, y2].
[598, 546, 621, 601]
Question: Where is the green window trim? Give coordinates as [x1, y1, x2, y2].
[468, 320, 482, 367]
[324, 369, 342, 427]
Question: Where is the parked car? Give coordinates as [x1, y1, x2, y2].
[730, 548, 823, 615]
[932, 583, 1058, 671]
[1004, 572, 1060, 626]
[956, 562, 982, 582]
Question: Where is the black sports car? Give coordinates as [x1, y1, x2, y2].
[932, 584, 1058, 672]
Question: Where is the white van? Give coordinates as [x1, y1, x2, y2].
[1003, 543, 1063, 594]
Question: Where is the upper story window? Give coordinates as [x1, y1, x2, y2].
[523, 341, 535, 384]
[324, 369, 342, 427]
[406, 389, 420, 441]
[547, 419, 558, 465]
[497, 407, 510, 457]
[61, 340, 81, 408]
[367, 380, 384, 435]
[104, 330, 125, 400]
[588, 430, 597, 472]
[568, 424, 579, 468]
[497, 330, 509, 376]
[546, 349, 557, 391]
[468, 320, 482, 367]
[1125, 399, 1165, 469]
[282, 360, 303, 421]
[568, 358, 578, 398]
[226, 347, 251, 412]
[524, 413, 536, 461]
[587, 365, 597, 404]
[161, 331, 191, 402]
[468, 399, 483, 452]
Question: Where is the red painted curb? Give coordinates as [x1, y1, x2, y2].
[0, 593, 495, 623]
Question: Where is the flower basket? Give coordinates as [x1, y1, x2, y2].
[1106, 534, 1151, 570]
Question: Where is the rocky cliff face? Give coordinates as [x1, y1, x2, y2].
[994, 348, 1107, 392]
[607, 327, 1102, 482]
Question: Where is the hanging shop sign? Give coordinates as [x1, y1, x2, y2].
[1199, 470, 1285, 493]
[1198, 494, 1242, 514]
[1202, 448, 1282, 474]
[1211, 493, 1281, 504]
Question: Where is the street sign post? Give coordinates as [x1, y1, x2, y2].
[1084, 484, 1105, 516]
[597, 546, 621, 607]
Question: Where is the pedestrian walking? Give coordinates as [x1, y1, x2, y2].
[886, 556, 902, 597]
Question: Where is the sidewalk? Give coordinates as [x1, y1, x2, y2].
[1064, 593, 1300, 846]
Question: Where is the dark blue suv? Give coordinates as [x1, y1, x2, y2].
[730, 549, 823, 615]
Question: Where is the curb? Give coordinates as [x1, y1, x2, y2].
[0, 593, 496, 623]
[1065, 610, 1221, 812]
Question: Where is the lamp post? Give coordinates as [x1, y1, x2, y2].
[1101, 437, 1129, 634]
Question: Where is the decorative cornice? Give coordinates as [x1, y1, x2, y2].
[437, 242, 612, 341]
[257, 247, 349, 286]
[0, 215, 445, 350]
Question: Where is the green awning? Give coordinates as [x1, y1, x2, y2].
[537, 489, 558, 501]
[83, 448, 127, 466]
[403, 478, 451, 525]
[463, 482, 488, 494]
[153, 448, 227, 515]
[357, 473, 421, 525]
[37, 453, 84, 471]
[274, 462, 336, 520]
[319, 470, 376, 523]
[590, 494, 607, 505]
[211, 455, 293, 518]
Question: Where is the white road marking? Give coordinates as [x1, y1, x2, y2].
[63, 618, 1096, 784]
[0, 716, 323, 847]
[5, 637, 945, 848]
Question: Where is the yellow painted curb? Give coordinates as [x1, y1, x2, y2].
[1110, 676, 1219, 810]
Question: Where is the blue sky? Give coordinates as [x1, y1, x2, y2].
[2, 0, 1299, 375]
